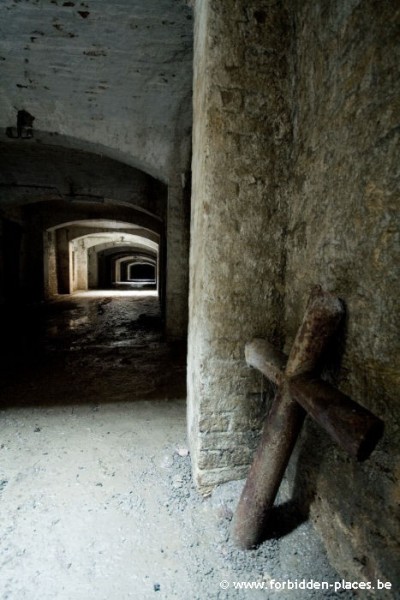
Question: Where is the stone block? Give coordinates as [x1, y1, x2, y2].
[199, 413, 231, 433]
[196, 465, 250, 492]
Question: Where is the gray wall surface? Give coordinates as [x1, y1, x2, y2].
[188, 0, 399, 588]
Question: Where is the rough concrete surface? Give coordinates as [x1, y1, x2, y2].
[0, 293, 354, 600]
[188, 0, 400, 587]
[0, 0, 193, 180]
[0, 143, 165, 217]
[283, 0, 400, 585]
[188, 0, 291, 491]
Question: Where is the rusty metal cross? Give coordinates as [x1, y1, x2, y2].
[232, 287, 384, 549]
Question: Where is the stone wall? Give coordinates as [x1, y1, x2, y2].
[188, 0, 399, 587]
[284, 0, 400, 586]
[188, 0, 291, 488]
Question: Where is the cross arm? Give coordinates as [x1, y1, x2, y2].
[245, 338, 383, 461]
[245, 338, 287, 385]
[290, 376, 384, 461]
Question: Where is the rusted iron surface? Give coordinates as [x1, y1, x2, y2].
[285, 286, 343, 378]
[231, 387, 305, 549]
[246, 341, 384, 460]
[232, 287, 384, 549]
[245, 338, 287, 385]
[290, 376, 384, 461]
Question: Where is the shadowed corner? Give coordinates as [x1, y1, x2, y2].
[260, 499, 309, 541]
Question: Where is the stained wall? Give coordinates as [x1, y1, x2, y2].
[188, 0, 291, 489]
[284, 0, 400, 585]
[188, 0, 400, 587]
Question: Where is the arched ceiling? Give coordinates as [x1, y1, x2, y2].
[116, 256, 157, 267]
[49, 219, 159, 242]
[73, 232, 158, 252]
[0, 143, 167, 216]
[89, 242, 158, 257]
[0, 0, 193, 181]
[22, 199, 163, 233]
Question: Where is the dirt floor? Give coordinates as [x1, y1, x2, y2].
[0, 292, 354, 599]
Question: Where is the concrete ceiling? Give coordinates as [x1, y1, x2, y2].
[51, 219, 142, 230]
[74, 232, 159, 252]
[0, 0, 193, 181]
[0, 142, 166, 216]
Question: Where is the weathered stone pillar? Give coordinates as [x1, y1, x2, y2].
[74, 239, 88, 291]
[88, 247, 98, 289]
[187, 0, 291, 491]
[56, 228, 71, 294]
[43, 229, 58, 298]
[165, 172, 190, 339]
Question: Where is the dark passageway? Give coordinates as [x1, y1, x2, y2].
[0, 291, 186, 409]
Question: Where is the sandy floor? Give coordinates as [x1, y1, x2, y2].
[0, 294, 353, 599]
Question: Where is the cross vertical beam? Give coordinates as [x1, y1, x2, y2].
[231, 287, 383, 549]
